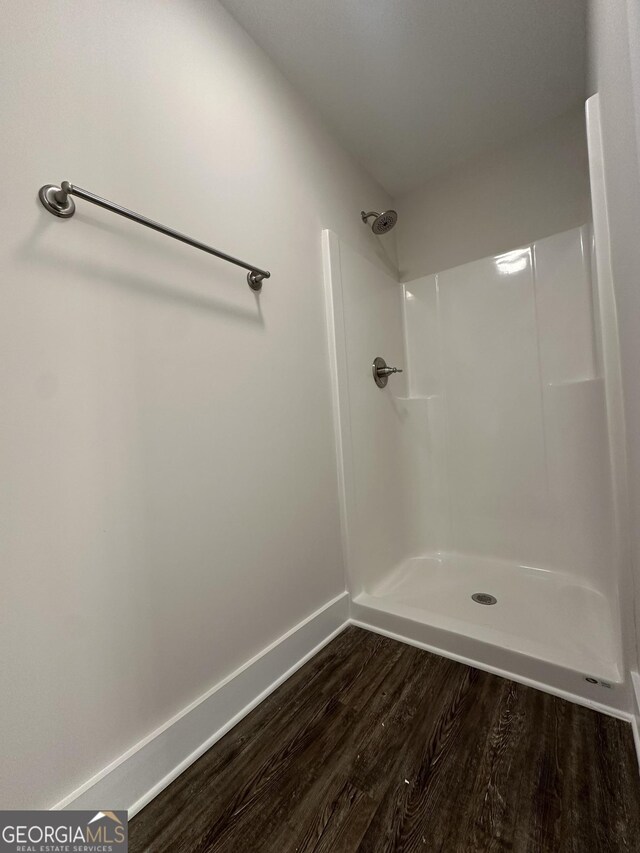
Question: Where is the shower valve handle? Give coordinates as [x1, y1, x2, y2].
[372, 356, 403, 388]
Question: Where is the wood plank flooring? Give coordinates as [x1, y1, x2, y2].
[129, 626, 640, 852]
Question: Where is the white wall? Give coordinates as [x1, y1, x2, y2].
[0, 0, 395, 810]
[395, 107, 592, 281]
[587, 0, 640, 675]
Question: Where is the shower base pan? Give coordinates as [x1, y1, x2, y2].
[351, 553, 628, 712]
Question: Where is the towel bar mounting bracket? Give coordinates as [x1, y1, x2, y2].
[39, 184, 76, 218]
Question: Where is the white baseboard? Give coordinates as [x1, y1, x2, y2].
[53, 591, 349, 817]
[52, 602, 638, 818]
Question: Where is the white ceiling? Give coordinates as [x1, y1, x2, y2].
[218, 0, 587, 196]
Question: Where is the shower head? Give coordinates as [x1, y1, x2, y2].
[361, 209, 398, 235]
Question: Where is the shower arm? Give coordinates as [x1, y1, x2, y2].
[38, 181, 271, 291]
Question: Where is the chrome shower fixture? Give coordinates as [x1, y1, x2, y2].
[361, 209, 398, 235]
[372, 356, 403, 388]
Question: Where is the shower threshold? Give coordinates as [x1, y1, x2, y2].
[351, 553, 626, 709]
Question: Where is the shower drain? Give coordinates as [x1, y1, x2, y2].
[471, 593, 497, 605]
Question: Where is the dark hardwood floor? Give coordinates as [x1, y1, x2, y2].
[129, 626, 640, 852]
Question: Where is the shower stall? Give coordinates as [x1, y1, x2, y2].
[323, 105, 631, 712]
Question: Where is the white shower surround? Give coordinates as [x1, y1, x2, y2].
[323, 221, 629, 712]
